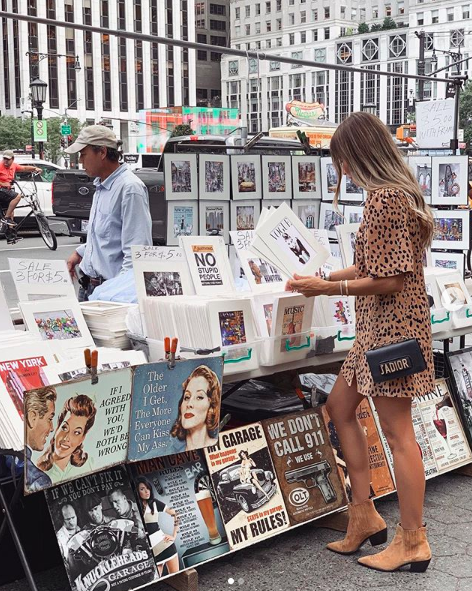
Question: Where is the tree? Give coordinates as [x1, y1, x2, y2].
[358, 22, 370, 34]
[170, 124, 194, 138]
[43, 117, 83, 164]
[0, 116, 31, 151]
[370, 23, 382, 32]
[459, 80, 472, 148]
[382, 17, 397, 30]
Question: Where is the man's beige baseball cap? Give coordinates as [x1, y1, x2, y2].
[65, 125, 119, 154]
[2, 150, 14, 159]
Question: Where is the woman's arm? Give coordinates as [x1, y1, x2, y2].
[165, 507, 179, 538]
[288, 273, 404, 298]
[330, 265, 357, 282]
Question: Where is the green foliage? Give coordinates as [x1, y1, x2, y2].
[0, 116, 31, 151]
[358, 22, 370, 34]
[170, 124, 194, 138]
[370, 23, 382, 32]
[459, 80, 472, 148]
[382, 17, 397, 30]
[43, 117, 83, 164]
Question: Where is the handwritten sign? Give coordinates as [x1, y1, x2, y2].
[9, 258, 75, 302]
[131, 245, 185, 261]
[416, 99, 455, 149]
[230, 230, 254, 251]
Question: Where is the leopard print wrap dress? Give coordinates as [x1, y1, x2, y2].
[341, 187, 435, 397]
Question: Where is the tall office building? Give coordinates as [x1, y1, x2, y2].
[222, 0, 472, 132]
[0, 0, 198, 152]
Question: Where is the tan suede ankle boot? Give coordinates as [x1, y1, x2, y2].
[326, 499, 387, 555]
[358, 523, 432, 572]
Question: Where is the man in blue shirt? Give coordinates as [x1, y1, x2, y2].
[65, 126, 152, 301]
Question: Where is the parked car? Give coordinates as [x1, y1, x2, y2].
[52, 168, 166, 243]
[216, 464, 277, 513]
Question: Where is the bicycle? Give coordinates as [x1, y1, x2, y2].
[1, 171, 57, 250]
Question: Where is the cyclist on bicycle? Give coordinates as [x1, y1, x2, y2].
[0, 150, 42, 231]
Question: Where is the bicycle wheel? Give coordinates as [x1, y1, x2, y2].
[35, 212, 58, 250]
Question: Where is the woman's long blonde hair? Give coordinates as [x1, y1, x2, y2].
[329, 112, 434, 249]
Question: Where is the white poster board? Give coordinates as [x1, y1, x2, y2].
[9, 258, 76, 302]
[415, 99, 455, 149]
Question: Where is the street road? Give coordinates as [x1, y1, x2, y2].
[0, 234, 80, 311]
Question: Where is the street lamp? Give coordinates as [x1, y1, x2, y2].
[361, 103, 377, 115]
[30, 78, 47, 160]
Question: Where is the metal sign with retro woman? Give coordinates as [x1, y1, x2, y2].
[127, 357, 224, 462]
[24, 368, 134, 495]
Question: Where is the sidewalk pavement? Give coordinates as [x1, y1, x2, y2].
[1, 472, 471, 591]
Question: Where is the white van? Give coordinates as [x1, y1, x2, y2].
[12, 158, 61, 218]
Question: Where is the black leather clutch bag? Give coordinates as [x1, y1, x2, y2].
[365, 338, 427, 384]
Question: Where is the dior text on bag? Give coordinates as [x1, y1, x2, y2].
[366, 338, 427, 384]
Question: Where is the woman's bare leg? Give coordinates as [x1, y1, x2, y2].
[373, 396, 424, 529]
[326, 373, 370, 504]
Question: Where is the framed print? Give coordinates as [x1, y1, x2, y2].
[344, 205, 364, 225]
[336, 223, 360, 267]
[408, 156, 432, 203]
[199, 200, 230, 244]
[431, 251, 465, 275]
[231, 155, 262, 200]
[432, 209, 470, 251]
[230, 200, 261, 231]
[320, 157, 339, 201]
[166, 201, 198, 246]
[447, 347, 472, 449]
[319, 202, 345, 239]
[19, 297, 94, 356]
[435, 270, 472, 309]
[292, 156, 321, 200]
[340, 176, 365, 203]
[164, 154, 198, 200]
[294, 200, 320, 230]
[431, 155, 469, 206]
[262, 155, 293, 200]
[199, 154, 230, 200]
[423, 269, 442, 311]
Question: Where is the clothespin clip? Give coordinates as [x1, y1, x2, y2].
[164, 337, 171, 362]
[91, 349, 99, 385]
[168, 337, 178, 369]
[84, 348, 91, 373]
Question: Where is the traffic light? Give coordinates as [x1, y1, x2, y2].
[60, 137, 66, 149]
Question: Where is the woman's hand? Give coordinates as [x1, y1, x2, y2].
[164, 535, 175, 543]
[286, 274, 330, 298]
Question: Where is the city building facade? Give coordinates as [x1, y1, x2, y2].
[195, 0, 230, 106]
[222, 0, 472, 132]
[0, 0, 198, 152]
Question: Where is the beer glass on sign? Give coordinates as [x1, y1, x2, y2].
[195, 489, 222, 545]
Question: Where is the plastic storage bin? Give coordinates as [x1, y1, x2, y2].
[430, 308, 453, 334]
[258, 331, 313, 367]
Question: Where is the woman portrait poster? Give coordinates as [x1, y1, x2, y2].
[25, 370, 134, 493]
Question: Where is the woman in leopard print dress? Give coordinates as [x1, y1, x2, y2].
[288, 112, 435, 573]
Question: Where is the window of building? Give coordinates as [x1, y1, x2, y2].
[389, 34, 407, 58]
[117, 0, 126, 29]
[337, 42, 353, 64]
[340, 27, 346, 36]
[266, 1, 271, 13]
[134, 0, 142, 32]
[301, 31, 307, 43]
[324, 27, 330, 39]
[266, 39, 271, 48]
[301, 11, 306, 23]
[289, 0, 294, 4]
[229, 60, 239, 76]
[387, 60, 408, 126]
[246, 5, 250, 17]
[210, 19, 226, 30]
[249, 58, 258, 74]
[291, 51, 303, 67]
[254, 22, 260, 33]
[270, 58, 280, 70]
[255, 3, 260, 15]
[313, 29, 318, 41]
[450, 29, 465, 48]
[276, 37, 282, 46]
[256, 40, 261, 49]
[83, 0, 92, 25]
[276, 0, 282, 11]
[362, 38, 379, 61]
[385, 5, 391, 16]
[431, 10, 438, 23]
[447, 8, 454, 21]
[198, 50, 207, 60]
[64, 0, 73, 22]
[118, 38, 128, 110]
[196, 2, 205, 15]
[235, 25, 241, 36]
[372, 7, 378, 18]
[267, 75, 283, 127]
[463, 5, 470, 19]
[312, 70, 329, 109]
[210, 3, 226, 15]
[289, 13, 295, 25]
[151, 41, 159, 108]
[235, 7, 240, 19]
[246, 24, 251, 35]
[196, 19, 205, 27]
[211, 52, 221, 61]
[315, 48, 326, 62]
[102, 33, 111, 111]
[312, 9, 318, 20]
[276, 18, 282, 30]
[425, 33, 434, 51]
[210, 35, 226, 46]
[289, 33, 295, 44]
[417, 12, 423, 25]
[360, 65, 380, 116]
[398, 2, 404, 15]
[341, 6, 346, 18]
[289, 73, 306, 101]
[324, 7, 330, 18]
[335, 69, 354, 122]
[265, 20, 271, 32]
[197, 33, 206, 43]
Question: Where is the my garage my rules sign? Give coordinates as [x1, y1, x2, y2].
[262, 409, 347, 526]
